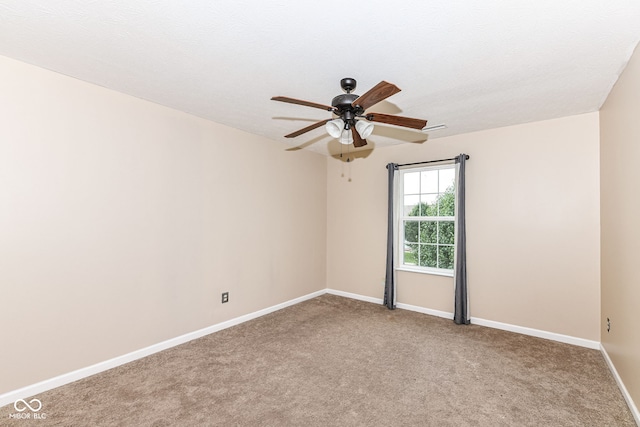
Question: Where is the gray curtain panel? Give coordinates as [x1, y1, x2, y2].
[454, 154, 470, 324]
[384, 163, 398, 310]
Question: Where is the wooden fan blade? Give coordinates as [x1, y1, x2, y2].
[271, 96, 334, 111]
[366, 112, 427, 130]
[284, 119, 330, 138]
[352, 81, 401, 111]
[352, 127, 368, 148]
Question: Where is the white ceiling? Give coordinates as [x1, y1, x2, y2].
[1, 1, 639, 155]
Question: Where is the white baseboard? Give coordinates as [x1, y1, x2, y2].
[470, 317, 600, 349]
[0, 289, 325, 408]
[325, 290, 454, 320]
[600, 344, 640, 425]
[325, 289, 383, 305]
[397, 302, 455, 320]
[326, 288, 600, 349]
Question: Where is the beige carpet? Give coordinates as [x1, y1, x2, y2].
[1, 294, 635, 426]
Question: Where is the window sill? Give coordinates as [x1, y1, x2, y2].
[396, 266, 454, 278]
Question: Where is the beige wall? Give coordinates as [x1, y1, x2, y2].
[0, 55, 327, 394]
[327, 113, 601, 341]
[600, 44, 640, 411]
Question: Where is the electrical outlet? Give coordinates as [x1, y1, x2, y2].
[221, 292, 229, 304]
[607, 317, 610, 332]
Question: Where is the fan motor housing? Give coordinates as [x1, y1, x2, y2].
[331, 94, 357, 110]
[331, 94, 361, 125]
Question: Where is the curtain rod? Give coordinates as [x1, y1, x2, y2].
[389, 154, 470, 169]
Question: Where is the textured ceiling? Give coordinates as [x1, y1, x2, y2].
[1, 1, 639, 155]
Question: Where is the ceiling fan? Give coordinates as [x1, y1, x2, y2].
[271, 78, 428, 149]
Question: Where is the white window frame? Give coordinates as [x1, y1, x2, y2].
[396, 164, 456, 277]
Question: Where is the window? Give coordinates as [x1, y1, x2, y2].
[398, 165, 456, 275]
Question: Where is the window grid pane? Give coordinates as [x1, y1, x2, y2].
[404, 195, 420, 216]
[439, 221, 455, 245]
[419, 221, 437, 244]
[438, 245, 454, 269]
[420, 170, 438, 193]
[439, 168, 455, 192]
[404, 221, 419, 243]
[404, 172, 420, 195]
[419, 244, 437, 268]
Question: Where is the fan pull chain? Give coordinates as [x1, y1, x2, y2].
[347, 144, 352, 182]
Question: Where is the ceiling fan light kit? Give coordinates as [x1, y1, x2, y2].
[271, 78, 428, 151]
[326, 119, 345, 139]
[355, 120, 374, 139]
[339, 128, 354, 145]
[325, 119, 371, 145]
